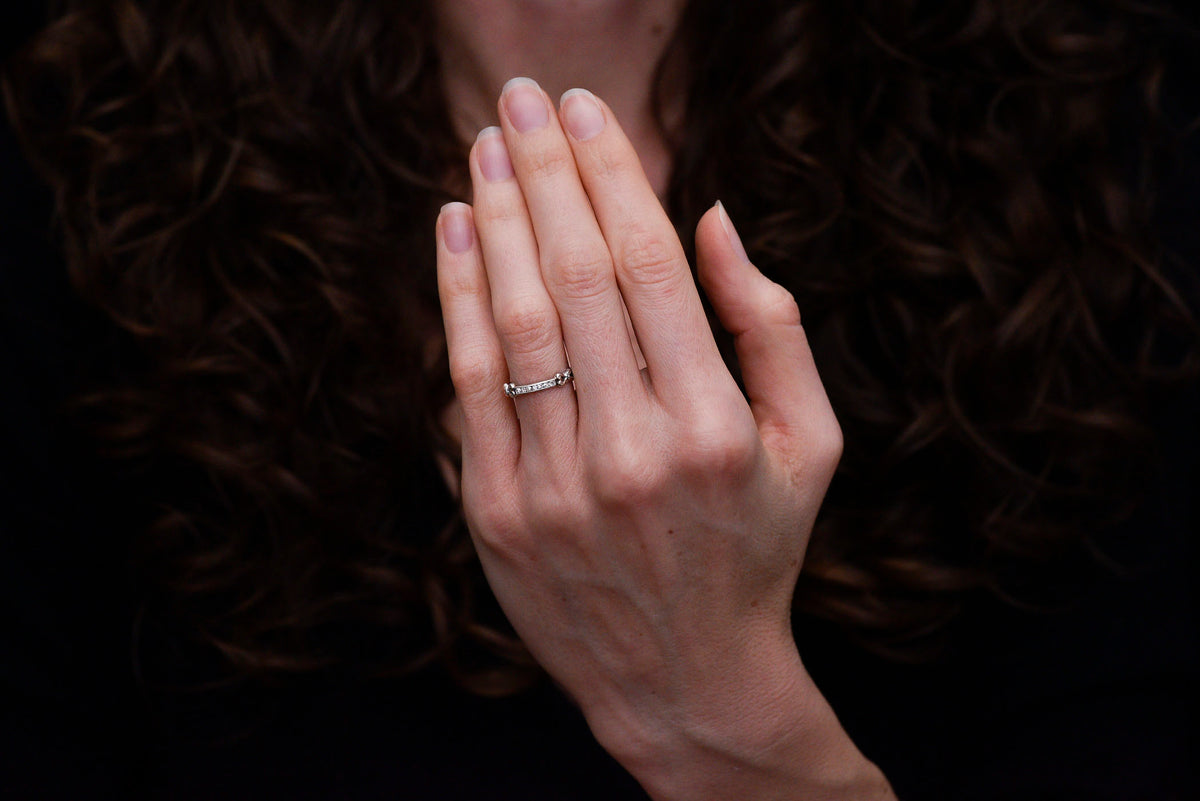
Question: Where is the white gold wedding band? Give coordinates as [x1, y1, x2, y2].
[503, 368, 574, 398]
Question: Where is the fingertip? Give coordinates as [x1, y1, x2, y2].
[440, 201, 476, 255]
[558, 87, 594, 109]
[559, 88, 607, 141]
[695, 202, 745, 290]
[694, 201, 725, 250]
[438, 200, 472, 219]
[716, 200, 751, 264]
[474, 127, 515, 183]
[697, 202, 787, 337]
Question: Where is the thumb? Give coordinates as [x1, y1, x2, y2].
[694, 202, 842, 479]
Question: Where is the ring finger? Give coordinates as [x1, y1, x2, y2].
[470, 126, 577, 459]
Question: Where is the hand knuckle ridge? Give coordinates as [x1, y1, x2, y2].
[467, 501, 523, 550]
[818, 418, 844, 465]
[475, 521, 523, 553]
[551, 246, 611, 299]
[477, 202, 525, 226]
[763, 284, 803, 327]
[684, 419, 756, 476]
[441, 270, 481, 299]
[620, 234, 682, 285]
[449, 351, 501, 398]
[527, 147, 573, 179]
[495, 300, 557, 354]
[792, 419, 843, 480]
[593, 148, 632, 180]
[592, 442, 659, 504]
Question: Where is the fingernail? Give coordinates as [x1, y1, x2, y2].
[441, 202, 474, 254]
[502, 77, 549, 133]
[476, 127, 513, 182]
[716, 201, 750, 264]
[560, 89, 606, 141]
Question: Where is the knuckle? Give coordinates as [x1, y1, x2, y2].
[590, 145, 636, 181]
[813, 415, 844, 469]
[524, 145, 575, 181]
[448, 349, 503, 402]
[464, 491, 524, 550]
[617, 232, 684, 287]
[493, 298, 559, 357]
[785, 414, 843, 487]
[472, 515, 525, 554]
[589, 435, 662, 506]
[440, 267, 482, 300]
[680, 415, 758, 479]
[475, 200, 526, 227]
[548, 245, 612, 301]
[761, 283, 803, 328]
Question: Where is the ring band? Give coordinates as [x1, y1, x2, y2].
[504, 368, 574, 398]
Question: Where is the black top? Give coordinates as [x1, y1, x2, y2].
[2, 14, 1197, 801]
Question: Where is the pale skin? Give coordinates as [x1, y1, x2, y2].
[435, 3, 897, 800]
[434, 0, 684, 197]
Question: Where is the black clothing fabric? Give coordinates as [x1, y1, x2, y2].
[2, 12, 1198, 801]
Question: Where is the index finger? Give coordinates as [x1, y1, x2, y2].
[557, 88, 727, 402]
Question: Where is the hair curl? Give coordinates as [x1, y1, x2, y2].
[4, 0, 1197, 688]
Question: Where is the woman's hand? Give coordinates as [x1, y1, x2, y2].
[436, 77, 894, 801]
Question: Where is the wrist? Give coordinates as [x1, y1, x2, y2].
[585, 635, 895, 801]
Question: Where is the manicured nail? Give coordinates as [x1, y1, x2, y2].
[560, 89, 606, 141]
[716, 201, 749, 263]
[441, 202, 474, 254]
[502, 77, 549, 133]
[476, 127, 513, 182]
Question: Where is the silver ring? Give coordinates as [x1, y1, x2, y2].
[504, 367, 574, 398]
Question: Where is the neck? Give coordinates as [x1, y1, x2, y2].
[434, 0, 686, 196]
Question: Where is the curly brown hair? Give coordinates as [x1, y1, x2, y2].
[3, 0, 1197, 691]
